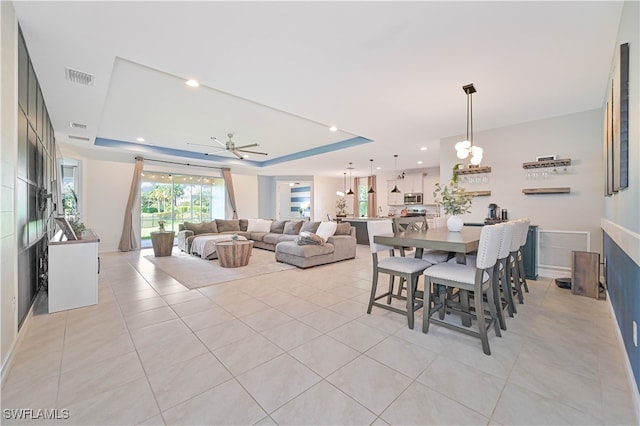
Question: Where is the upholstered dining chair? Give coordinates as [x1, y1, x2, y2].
[516, 218, 531, 294]
[495, 221, 518, 319]
[422, 223, 504, 355]
[507, 220, 527, 305]
[367, 220, 432, 329]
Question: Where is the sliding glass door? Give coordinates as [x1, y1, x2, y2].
[140, 172, 225, 246]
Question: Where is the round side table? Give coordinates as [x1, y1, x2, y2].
[150, 231, 175, 257]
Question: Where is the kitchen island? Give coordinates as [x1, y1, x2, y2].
[346, 217, 399, 245]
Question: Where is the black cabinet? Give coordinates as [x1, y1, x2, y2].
[523, 225, 538, 280]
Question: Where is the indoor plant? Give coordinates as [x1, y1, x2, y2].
[335, 197, 347, 217]
[433, 167, 473, 231]
[68, 217, 87, 238]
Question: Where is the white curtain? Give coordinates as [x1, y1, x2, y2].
[118, 157, 144, 251]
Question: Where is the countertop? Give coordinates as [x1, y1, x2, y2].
[345, 216, 400, 222]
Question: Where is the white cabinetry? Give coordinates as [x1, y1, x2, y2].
[404, 172, 424, 194]
[48, 230, 100, 313]
[387, 179, 404, 205]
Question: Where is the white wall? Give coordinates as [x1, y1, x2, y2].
[602, 0, 639, 259]
[440, 109, 604, 264]
[0, 0, 18, 370]
[232, 174, 258, 219]
[313, 176, 342, 221]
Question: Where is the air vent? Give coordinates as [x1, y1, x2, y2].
[68, 135, 91, 141]
[69, 122, 87, 129]
[65, 67, 95, 86]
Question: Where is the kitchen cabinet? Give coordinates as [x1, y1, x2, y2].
[403, 172, 424, 194]
[387, 179, 404, 205]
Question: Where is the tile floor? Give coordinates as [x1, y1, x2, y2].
[2, 245, 637, 425]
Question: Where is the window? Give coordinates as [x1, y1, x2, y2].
[358, 178, 368, 218]
[140, 172, 225, 246]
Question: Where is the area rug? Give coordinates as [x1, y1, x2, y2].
[144, 248, 296, 289]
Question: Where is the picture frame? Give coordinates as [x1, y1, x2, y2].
[619, 42, 629, 189]
[54, 216, 77, 241]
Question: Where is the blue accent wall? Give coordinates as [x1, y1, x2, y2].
[605, 232, 640, 391]
[258, 176, 275, 219]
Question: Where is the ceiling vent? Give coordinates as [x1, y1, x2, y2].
[68, 135, 91, 141]
[69, 122, 87, 129]
[65, 67, 95, 86]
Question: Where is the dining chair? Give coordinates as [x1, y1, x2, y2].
[422, 223, 504, 355]
[366, 220, 432, 329]
[516, 218, 531, 293]
[423, 216, 454, 265]
[507, 220, 526, 305]
[494, 221, 517, 325]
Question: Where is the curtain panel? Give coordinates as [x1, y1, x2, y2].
[118, 156, 144, 252]
[222, 168, 238, 219]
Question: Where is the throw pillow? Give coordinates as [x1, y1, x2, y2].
[316, 221, 337, 242]
[296, 231, 325, 246]
[247, 218, 273, 233]
[283, 221, 303, 235]
[239, 219, 249, 232]
[300, 221, 320, 233]
[200, 221, 218, 234]
[216, 219, 240, 233]
[270, 220, 287, 234]
[334, 223, 352, 235]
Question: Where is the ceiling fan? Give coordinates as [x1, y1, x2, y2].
[189, 133, 268, 160]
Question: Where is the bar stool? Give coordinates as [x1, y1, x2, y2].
[495, 221, 517, 322]
[422, 223, 504, 355]
[366, 220, 432, 329]
[516, 218, 531, 293]
[507, 220, 526, 305]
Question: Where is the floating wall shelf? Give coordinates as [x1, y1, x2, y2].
[522, 187, 571, 195]
[463, 190, 491, 197]
[454, 166, 492, 175]
[522, 159, 571, 169]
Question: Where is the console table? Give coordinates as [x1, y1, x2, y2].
[48, 229, 100, 313]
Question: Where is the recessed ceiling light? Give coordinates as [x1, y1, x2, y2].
[243, 155, 249, 159]
[420, 146, 428, 151]
[376, 166, 382, 170]
[417, 161, 423, 165]
[329, 126, 338, 132]
[136, 137, 145, 142]
[185, 79, 199, 87]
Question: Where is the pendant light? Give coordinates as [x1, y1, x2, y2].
[367, 159, 375, 194]
[346, 162, 354, 195]
[455, 83, 483, 165]
[391, 154, 401, 193]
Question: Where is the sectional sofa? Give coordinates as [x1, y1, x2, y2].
[177, 218, 357, 268]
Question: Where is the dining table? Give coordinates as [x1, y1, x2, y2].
[373, 225, 483, 327]
[373, 225, 482, 261]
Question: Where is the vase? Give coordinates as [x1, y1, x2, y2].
[447, 215, 464, 232]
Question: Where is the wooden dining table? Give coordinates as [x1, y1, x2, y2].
[373, 225, 482, 260]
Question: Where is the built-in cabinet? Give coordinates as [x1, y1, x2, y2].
[387, 179, 404, 205]
[48, 230, 100, 312]
[403, 172, 424, 194]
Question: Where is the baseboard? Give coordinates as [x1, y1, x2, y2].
[0, 299, 37, 383]
[606, 289, 640, 422]
[537, 267, 571, 279]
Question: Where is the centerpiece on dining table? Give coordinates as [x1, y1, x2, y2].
[433, 165, 473, 232]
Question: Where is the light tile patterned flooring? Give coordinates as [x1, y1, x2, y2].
[2, 245, 637, 425]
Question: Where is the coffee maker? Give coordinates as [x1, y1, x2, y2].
[487, 203, 499, 221]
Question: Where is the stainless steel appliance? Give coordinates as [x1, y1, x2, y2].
[405, 206, 427, 217]
[404, 193, 423, 205]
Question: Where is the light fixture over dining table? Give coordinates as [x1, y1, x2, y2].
[455, 83, 484, 166]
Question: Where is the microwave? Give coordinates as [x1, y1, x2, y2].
[404, 193, 423, 205]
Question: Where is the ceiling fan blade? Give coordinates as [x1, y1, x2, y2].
[237, 149, 268, 156]
[230, 150, 245, 160]
[211, 137, 226, 148]
[234, 143, 259, 150]
[187, 142, 218, 148]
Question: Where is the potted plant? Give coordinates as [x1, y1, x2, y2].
[68, 217, 87, 239]
[433, 166, 473, 231]
[335, 197, 347, 217]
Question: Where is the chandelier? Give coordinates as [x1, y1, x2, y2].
[455, 83, 483, 166]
